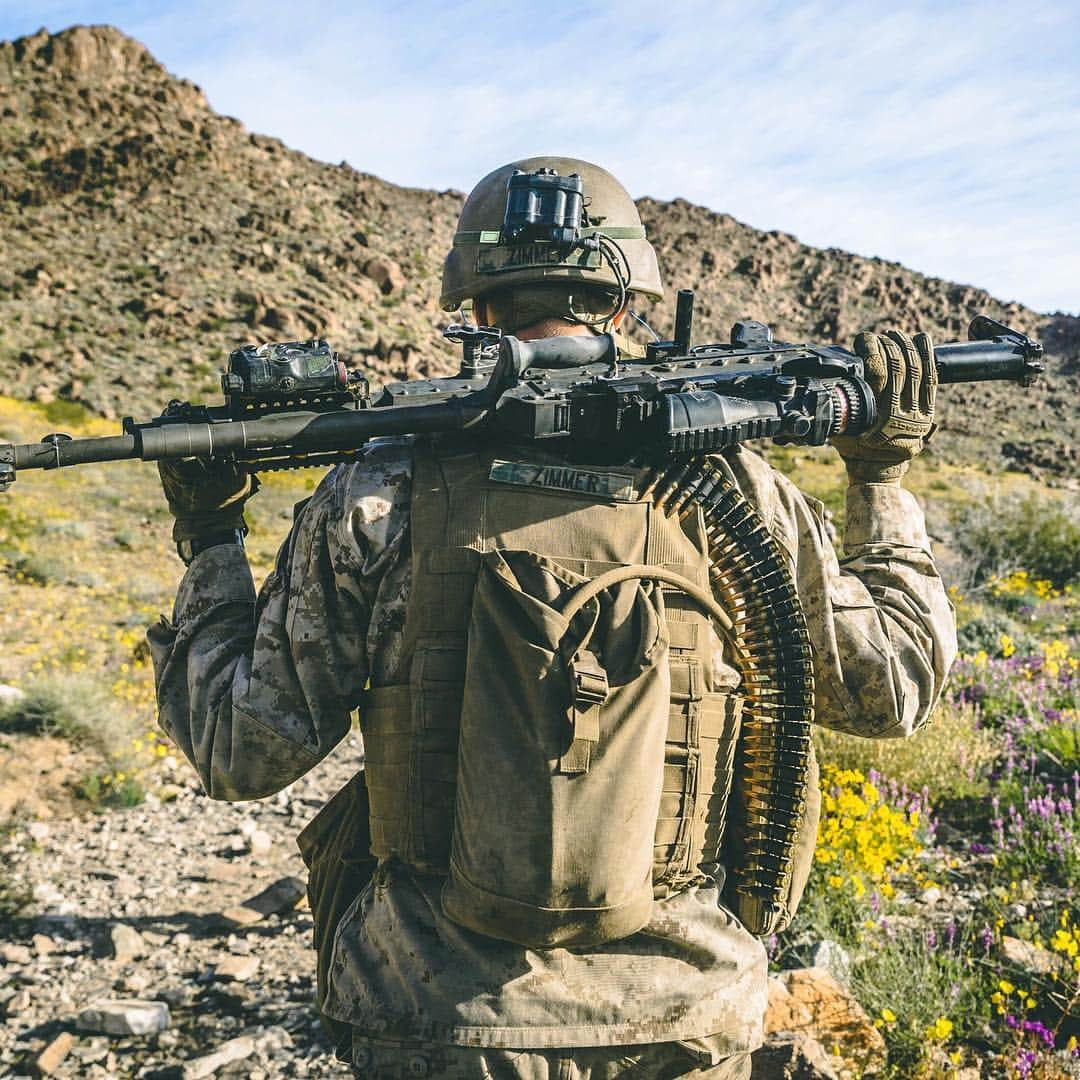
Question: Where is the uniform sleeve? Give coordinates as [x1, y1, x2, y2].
[786, 477, 958, 738]
[147, 444, 411, 800]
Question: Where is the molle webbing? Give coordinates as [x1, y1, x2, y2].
[360, 438, 739, 885]
[644, 457, 815, 936]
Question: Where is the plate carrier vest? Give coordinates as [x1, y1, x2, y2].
[358, 437, 746, 940]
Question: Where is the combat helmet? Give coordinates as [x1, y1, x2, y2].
[440, 156, 664, 313]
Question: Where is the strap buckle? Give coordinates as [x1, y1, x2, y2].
[569, 650, 609, 709]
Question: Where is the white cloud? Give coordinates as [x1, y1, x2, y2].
[2, 0, 1077, 311]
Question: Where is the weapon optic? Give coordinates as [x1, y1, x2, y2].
[0, 291, 1045, 489]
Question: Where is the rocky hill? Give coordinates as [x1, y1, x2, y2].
[1, 24, 1076, 475]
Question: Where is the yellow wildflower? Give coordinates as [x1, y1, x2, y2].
[926, 1016, 953, 1041]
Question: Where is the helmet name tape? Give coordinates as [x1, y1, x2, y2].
[476, 243, 602, 275]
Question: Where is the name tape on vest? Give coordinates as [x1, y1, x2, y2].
[489, 461, 638, 502]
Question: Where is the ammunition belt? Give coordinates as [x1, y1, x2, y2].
[644, 457, 814, 936]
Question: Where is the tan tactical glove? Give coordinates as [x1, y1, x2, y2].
[831, 329, 937, 483]
[158, 457, 259, 542]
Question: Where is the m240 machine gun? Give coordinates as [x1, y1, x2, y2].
[0, 294, 1045, 938]
[0, 291, 1046, 486]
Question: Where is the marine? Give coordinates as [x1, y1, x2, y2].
[149, 156, 957, 1077]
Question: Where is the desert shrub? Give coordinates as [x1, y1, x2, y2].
[815, 704, 998, 806]
[781, 763, 932, 950]
[948, 492, 1080, 591]
[75, 769, 146, 809]
[0, 501, 32, 543]
[41, 398, 90, 427]
[983, 906, 1080, 1077]
[41, 519, 95, 540]
[957, 611, 1037, 657]
[0, 675, 154, 810]
[0, 673, 133, 761]
[950, 654, 1045, 729]
[8, 551, 73, 586]
[852, 921, 985, 1078]
[1036, 721, 1080, 772]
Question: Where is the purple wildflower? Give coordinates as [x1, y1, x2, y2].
[1021, 1019, 1056, 1049]
[1015, 1047, 1036, 1077]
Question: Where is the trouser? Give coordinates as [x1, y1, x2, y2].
[349, 1034, 753, 1078]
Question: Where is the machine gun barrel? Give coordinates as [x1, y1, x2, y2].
[933, 314, 1044, 385]
[0, 396, 487, 487]
[933, 341, 1043, 384]
[11, 433, 139, 471]
[134, 398, 485, 460]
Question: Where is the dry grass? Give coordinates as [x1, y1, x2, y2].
[814, 702, 999, 805]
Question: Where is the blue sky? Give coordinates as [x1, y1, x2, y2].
[4, 0, 1078, 314]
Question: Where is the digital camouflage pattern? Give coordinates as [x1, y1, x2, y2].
[148, 437, 956, 1051]
[349, 1033, 752, 1078]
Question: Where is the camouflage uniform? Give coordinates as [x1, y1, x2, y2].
[149, 437, 956, 1075]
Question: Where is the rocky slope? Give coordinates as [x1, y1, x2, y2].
[0, 22, 1076, 476]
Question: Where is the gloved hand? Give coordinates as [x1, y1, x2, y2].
[158, 457, 259, 542]
[831, 329, 937, 483]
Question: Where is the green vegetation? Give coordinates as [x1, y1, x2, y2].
[815, 703, 998, 807]
[41, 398, 92, 427]
[948, 491, 1080, 591]
[74, 769, 147, 809]
[851, 924, 986, 1078]
[0, 673, 152, 809]
[795, 578, 1080, 1077]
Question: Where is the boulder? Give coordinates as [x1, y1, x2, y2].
[1, 942, 33, 966]
[765, 967, 886, 1076]
[363, 256, 404, 295]
[108, 923, 145, 962]
[213, 954, 260, 982]
[1001, 935, 1066, 977]
[220, 875, 305, 927]
[805, 941, 852, 987]
[752, 1031, 840, 1079]
[245, 828, 273, 856]
[31, 933, 57, 957]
